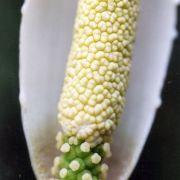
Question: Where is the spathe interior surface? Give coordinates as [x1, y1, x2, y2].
[19, 0, 176, 179]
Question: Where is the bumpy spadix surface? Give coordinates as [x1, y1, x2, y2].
[53, 0, 139, 179]
[58, 0, 139, 143]
[20, 0, 176, 179]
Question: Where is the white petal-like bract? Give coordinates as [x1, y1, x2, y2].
[19, 0, 177, 179]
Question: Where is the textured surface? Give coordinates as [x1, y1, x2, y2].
[0, 1, 179, 180]
[54, 0, 139, 179]
[58, 0, 139, 145]
[52, 133, 110, 180]
[19, 0, 176, 179]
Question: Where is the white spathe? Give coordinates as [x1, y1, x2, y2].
[19, 0, 177, 179]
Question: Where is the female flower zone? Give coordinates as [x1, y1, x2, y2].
[52, 0, 139, 179]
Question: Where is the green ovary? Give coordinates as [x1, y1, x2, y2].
[52, 133, 110, 180]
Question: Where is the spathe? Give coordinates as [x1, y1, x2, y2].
[19, 0, 177, 179]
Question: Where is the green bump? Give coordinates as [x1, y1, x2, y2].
[85, 153, 101, 168]
[77, 170, 92, 180]
[92, 176, 98, 180]
[59, 168, 68, 179]
[76, 145, 90, 158]
[59, 157, 69, 169]
[92, 144, 104, 157]
[64, 169, 76, 180]
[69, 158, 85, 172]
[84, 155, 94, 168]
[64, 145, 77, 161]
[91, 165, 101, 176]
[53, 139, 108, 180]
[63, 135, 69, 143]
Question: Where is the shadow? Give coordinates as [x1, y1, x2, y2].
[0, 1, 35, 179]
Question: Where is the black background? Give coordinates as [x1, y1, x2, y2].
[0, 1, 179, 179]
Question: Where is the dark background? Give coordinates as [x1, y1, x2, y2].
[0, 1, 179, 179]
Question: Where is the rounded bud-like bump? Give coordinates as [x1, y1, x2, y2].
[58, 0, 139, 144]
[51, 166, 58, 177]
[60, 143, 70, 153]
[52, 0, 139, 178]
[53, 156, 60, 167]
[101, 163, 109, 179]
[82, 173, 93, 180]
[91, 153, 101, 164]
[103, 142, 112, 158]
[101, 163, 109, 173]
[56, 132, 63, 149]
[69, 160, 80, 171]
[59, 168, 68, 178]
[80, 142, 90, 152]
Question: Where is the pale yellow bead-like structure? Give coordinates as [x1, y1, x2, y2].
[58, 0, 139, 144]
[53, 0, 139, 179]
